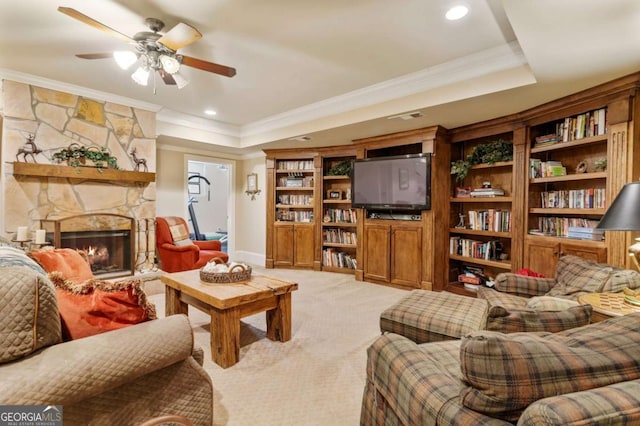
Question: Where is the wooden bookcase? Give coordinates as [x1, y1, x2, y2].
[321, 155, 357, 273]
[524, 108, 611, 276]
[446, 129, 525, 296]
[265, 151, 319, 269]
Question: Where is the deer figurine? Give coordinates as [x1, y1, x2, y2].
[16, 134, 42, 163]
[130, 148, 148, 172]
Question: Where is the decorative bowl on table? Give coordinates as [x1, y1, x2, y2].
[200, 258, 252, 283]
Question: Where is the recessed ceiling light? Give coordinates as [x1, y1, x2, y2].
[204, 109, 217, 116]
[445, 5, 468, 20]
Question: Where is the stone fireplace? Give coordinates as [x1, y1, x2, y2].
[1, 80, 157, 272]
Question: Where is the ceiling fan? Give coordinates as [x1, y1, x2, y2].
[58, 6, 236, 90]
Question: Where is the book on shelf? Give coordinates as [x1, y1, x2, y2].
[322, 248, 356, 269]
[555, 108, 607, 142]
[534, 217, 600, 238]
[567, 226, 604, 241]
[534, 134, 559, 146]
[530, 160, 566, 178]
[470, 188, 505, 197]
[540, 188, 605, 209]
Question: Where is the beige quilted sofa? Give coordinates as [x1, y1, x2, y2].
[0, 245, 213, 425]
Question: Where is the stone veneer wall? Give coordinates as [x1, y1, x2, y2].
[1, 80, 157, 271]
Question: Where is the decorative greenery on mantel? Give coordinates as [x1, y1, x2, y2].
[52, 143, 119, 171]
[451, 139, 513, 181]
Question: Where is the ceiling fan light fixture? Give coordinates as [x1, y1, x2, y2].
[159, 54, 181, 74]
[172, 72, 189, 89]
[113, 50, 138, 70]
[131, 66, 150, 86]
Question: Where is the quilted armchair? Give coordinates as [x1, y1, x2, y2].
[156, 216, 228, 272]
[0, 245, 213, 425]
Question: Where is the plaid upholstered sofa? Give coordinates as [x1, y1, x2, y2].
[0, 245, 213, 425]
[380, 255, 640, 342]
[362, 312, 640, 425]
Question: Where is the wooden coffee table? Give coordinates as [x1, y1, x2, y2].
[161, 269, 298, 368]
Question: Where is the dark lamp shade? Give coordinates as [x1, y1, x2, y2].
[596, 182, 640, 230]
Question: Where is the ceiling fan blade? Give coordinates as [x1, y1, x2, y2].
[181, 55, 237, 78]
[76, 53, 113, 60]
[158, 70, 177, 85]
[58, 7, 133, 43]
[158, 23, 202, 51]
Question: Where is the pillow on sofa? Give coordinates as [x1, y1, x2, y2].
[460, 313, 640, 421]
[486, 304, 592, 333]
[48, 272, 157, 340]
[525, 296, 579, 311]
[546, 255, 613, 298]
[0, 246, 47, 275]
[29, 248, 94, 284]
[0, 267, 62, 363]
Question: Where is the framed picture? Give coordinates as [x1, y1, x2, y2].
[188, 172, 201, 194]
[327, 190, 342, 199]
[245, 173, 262, 200]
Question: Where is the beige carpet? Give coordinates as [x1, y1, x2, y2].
[148, 266, 407, 426]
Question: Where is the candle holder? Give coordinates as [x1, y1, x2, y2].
[11, 238, 32, 248]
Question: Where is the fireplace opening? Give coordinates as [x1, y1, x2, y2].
[59, 230, 132, 278]
[41, 214, 135, 279]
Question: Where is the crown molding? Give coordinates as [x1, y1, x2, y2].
[0, 69, 162, 113]
[241, 41, 527, 139]
[156, 108, 241, 138]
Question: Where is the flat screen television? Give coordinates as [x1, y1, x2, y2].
[351, 153, 431, 210]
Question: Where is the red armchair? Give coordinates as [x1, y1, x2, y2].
[155, 216, 228, 273]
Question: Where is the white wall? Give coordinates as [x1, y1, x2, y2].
[234, 154, 267, 265]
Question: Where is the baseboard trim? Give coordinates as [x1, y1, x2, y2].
[232, 250, 266, 267]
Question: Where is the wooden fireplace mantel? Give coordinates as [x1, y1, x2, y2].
[11, 162, 155, 183]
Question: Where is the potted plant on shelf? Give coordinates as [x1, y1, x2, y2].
[450, 139, 513, 181]
[52, 143, 119, 171]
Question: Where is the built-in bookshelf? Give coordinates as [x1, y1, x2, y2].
[275, 160, 315, 224]
[322, 156, 357, 273]
[524, 107, 610, 276]
[448, 133, 516, 295]
[527, 107, 608, 240]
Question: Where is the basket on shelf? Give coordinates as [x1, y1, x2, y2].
[200, 258, 252, 283]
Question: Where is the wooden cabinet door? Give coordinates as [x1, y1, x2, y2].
[273, 224, 294, 267]
[294, 224, 315, 267]
[391, 224, 422, 288]
[364, 224, 391, 282]
[524, 238, 560, 278]
[561, 242, 607, 263]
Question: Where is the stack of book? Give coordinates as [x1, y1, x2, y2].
[534, 134, 560, 147]
[470, 188, 505, 197]
[530, 159, 567, 178]
[567, 226, 604, 241]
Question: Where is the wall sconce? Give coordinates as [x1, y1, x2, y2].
[245, 173, 261, 200]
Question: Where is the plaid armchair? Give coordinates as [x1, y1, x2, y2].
[362, 312, 640, 425]
[380, 255, 640, 343]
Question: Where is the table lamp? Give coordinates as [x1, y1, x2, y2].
[596, 181, 640, 270]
